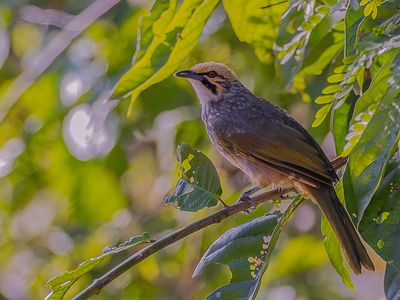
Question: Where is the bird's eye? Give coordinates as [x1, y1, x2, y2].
[207, 71, 218, 78]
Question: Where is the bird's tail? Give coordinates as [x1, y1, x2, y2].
[307, 185, 375, 274]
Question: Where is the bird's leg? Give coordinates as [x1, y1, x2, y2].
[237, 186, 261, 208]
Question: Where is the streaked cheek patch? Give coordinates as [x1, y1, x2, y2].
[201, 78, 217, 94]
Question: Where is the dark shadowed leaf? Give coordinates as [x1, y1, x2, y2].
[343, 90, 400, 224]
[365, 155, 400, 300]
[45, 233, 152, 300]
[385, 264, 400, 300]
[194, 196, 303, 299]
[359, 154, 400, 265]
[164, 143, 222, 212]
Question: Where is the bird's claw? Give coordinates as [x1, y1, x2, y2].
[237, 193, 257, 213]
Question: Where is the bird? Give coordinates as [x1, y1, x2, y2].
[174, 62, 375, 275]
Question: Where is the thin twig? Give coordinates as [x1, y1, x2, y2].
[0, 0, 121, 122]
[72, 156, 347, 299]
[261, 0, 288, 9]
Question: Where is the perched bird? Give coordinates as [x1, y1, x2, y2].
[175, 62, 374, 274]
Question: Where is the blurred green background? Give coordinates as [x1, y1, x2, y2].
[0, 0, 384, 299]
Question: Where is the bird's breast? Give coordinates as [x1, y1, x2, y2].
[201, 102, 292, 189]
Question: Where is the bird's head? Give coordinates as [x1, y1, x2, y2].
[175, 62, 238, 105]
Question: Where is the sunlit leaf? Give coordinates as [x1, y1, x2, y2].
[194, 196, 303, 299]
[133, 0, 175, 63]
[364, 2, 374, 17]
[322, 85, 341, 94]
[315, 95, 334, 104]
[297, 33, 343, 76]
[328, 73, 345, 83]
[312, 103, 333, 127]
[341, 60, 391, 156]
[111, 0, 219, 107]
[321, 182, 354, 289]
[164, 143, 222, 212]
[223, 0, 287, 63]
[45, 233, 153, 300]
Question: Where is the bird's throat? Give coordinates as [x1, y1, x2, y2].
[189, 79, 218, 105]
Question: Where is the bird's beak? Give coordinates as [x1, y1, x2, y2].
[174, 70, 204, 81]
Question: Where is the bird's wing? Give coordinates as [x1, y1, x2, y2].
[218, 113, 337, 186]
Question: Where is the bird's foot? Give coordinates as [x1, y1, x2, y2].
[237, 193, 257, 214]
[236, 186, 260, 213]
[237, 193, 257, 207]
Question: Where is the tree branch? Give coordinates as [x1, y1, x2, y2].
[0, 0, 121, 121]
[72, 156, 347, 299]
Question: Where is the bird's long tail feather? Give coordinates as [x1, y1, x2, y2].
[307, 185, 374, 274]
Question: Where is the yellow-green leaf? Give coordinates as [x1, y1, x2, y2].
[315, 95, 334, 104]
[223, 0, 287, 63]
[312, 103, 333, 127]
[328, 73, 345, 83]
[371, 5, 378, 19]
[322, 85, 341, 94]
[334, 65, 347, 73]
[111, 0, 219, 105]
[364, 2, 375, 16]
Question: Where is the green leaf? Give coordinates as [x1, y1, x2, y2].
[223, 0, 287, 63]
[164, 143, 222, 212]
[358, 154, 400, 264]
[133, 0, 176, 63]
[354, 63, 392, 116]
[321, 182, 354, 289]
[322, 84, 341, 94]
[344, 4, 364, 57]
[275, 0, 333, 85]
[343, 91, 400, 223]
[45, 233, 153, 300]
[364, 2, 375, 17]
[194, 196, 304, 299]
[341, 60, 392, 156]
[298, 34, 343, 76]
[371, 5, 377, 19]
[315, 95, 335, 104]
[355, 3, 400, 53]
[328, 73, 345, 83]
[385, 264, 400, 300]
[111, 0, 219, 105]
[359, 154, 400, 299]
[332, 101, 351, 154]
[312, 103, 333, 127]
